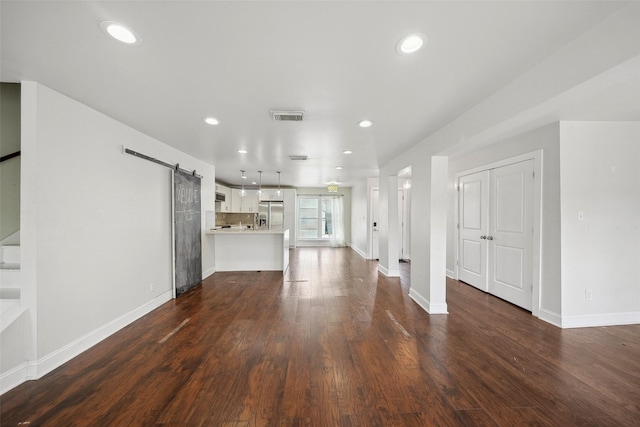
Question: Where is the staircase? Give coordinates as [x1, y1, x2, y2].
[1, 238, 22, 330]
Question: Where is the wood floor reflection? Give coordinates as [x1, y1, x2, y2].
[2, 247, 639, 426]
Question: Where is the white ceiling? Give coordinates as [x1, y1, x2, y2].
[2, 1, 638, 188]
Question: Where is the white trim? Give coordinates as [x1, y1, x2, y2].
[378, 265, 400, 277]
[538, 308, 562, 328]
[409, 288, 449, 314]
[561, 311, 640, 329]
[202, 266, 216, 280]
[1, 362, 30, 395]
[446, 268, 456, 279]
[0, 290, 172, 395]
[0, 303, 27, 333]
[350, 244, 367, 260]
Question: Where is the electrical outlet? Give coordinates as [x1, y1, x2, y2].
[577, 211, 584, 221]
[150, 283, 155, 292]
[585, 289, 592, 301]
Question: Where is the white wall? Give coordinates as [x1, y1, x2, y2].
[559, 122, 640, 326]
[447, 124, 562, 318]
[18, 82, 215, 375]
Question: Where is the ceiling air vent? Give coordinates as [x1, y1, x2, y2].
[271, 110, 304, 121]
[289, 155, 308, 161]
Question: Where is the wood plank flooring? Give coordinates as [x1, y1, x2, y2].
[1, 247, 639, 426]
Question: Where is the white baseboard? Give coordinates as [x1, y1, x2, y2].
[202, 266, 216, 280]
[1, 290, 172, 395]
[378, 265, 400, 277]
[538, 308, 562, 328]
[409, 288, 448, 314]
[1, 362, 30, 395]
[350, 244, 367, 260]
[446, 268, 456, 279]
[560, 311, 640, 329]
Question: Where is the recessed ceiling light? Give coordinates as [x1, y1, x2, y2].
[358, 120, 373, 128]
[342, 150, 353, 155]
[336, 166, 343, 170]
[237, 149, 247, 154]
[251, 181, 257, 185]
[396, 33, 427, 55]
[204, 117, 219, 125]
[100, 21, 142, 46]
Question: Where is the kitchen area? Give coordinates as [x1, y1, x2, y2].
[206, 183, 297, 273]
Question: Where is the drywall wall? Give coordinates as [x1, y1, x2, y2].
[559, 122, 640, 325]
[21, 82, 215, 361]
[0, 83, 21, 241]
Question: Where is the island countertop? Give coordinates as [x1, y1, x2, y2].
[206, 228, 287, 235]
[208, 229, 290, 272]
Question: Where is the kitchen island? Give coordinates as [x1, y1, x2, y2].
[207, 228, 289, 272]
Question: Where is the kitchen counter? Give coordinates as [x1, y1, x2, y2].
[207, 228, 286, 235]
[207, 229, 290, 272]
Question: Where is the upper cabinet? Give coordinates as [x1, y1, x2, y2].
[231, 188, 259, 213]
[215, 183, 231, 212]
[259, 188, 284, 201]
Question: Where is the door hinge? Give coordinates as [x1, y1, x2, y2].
[533, 171, 535, 179]
[457, 223, 460, 229]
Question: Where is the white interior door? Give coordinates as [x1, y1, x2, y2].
[371, 188, 379, 259]
[458, 171, 489, 290]
[488, 160, 534, 310]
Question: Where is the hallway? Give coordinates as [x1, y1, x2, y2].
[1, 247, 639, 426]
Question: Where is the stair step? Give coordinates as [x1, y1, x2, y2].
[0, 268, 21, 287]
[1, 300, 26, 334]
[0, 287, 20, 299]
[1, 245, 20, 264]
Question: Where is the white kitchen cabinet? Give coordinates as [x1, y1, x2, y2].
[215, 183, 231, 212]
[259, 188, 284, 201]
[230, 189, 259, 213]
[244, 190, 259, 213]
[230, 188, 243, 212]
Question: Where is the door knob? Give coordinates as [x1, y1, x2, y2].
[480, 235, 487, 239]
[487, 236, 494, 240]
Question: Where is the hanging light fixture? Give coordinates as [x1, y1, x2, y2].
[240, 170, 246, 196]
[276, 171, 281, 197]
[258, 170, 263, 197]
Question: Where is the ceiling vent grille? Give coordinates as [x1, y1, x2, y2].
[271, 110, 304, 121]
[289, 155, 308, 161]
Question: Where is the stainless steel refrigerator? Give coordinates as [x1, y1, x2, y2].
[258, 201, 284, 229]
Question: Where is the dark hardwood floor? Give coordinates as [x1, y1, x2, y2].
[2, 247, 639, 426]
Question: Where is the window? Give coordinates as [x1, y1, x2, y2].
[298, 196, 333, 240]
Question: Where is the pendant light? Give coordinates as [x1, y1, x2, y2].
[240, 170, 246, 197]
[258, 170, 262, 197]
[276, 171, 281, 197]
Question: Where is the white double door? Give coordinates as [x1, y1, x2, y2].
[458, 160, 534, 311]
